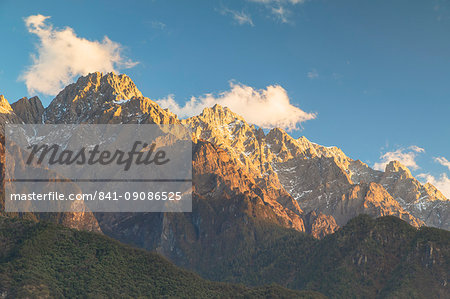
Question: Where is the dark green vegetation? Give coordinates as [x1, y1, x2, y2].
[0, 216, 324, 299]
[190, 215, 449, 299]
[0, 214, 448, 298]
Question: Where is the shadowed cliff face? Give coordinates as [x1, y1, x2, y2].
[0, 94, 101, 231]
[94, 140, 309, 272]
[11, 96, 44, 124]
[0, 133, 101, 232]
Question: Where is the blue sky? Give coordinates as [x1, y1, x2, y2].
[0, 0, 449, 195]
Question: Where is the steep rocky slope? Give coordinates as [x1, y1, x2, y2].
[378, 161, 449, 229]
[94, 140, 308, 272]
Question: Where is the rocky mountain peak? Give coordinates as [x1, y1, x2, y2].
[197, 104, 247, 126]
[184, 104, 269, 180]
[72, 71, 143, 102]
[11, 96, 44, 124]
[255, 127, 265, 140]
[266, 127, 287, 140]
[378, 160, 449, 229]
[385, 160, 413, 178]
[0, 95, 13, 113]
[43, 72, 145, 123]
[266, 130, 349, 166]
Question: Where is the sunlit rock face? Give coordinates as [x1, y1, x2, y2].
[43, 72, 178, 125]
[184, 102, 448, 230]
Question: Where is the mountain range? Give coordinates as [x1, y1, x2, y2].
[0, 72, 449, 297]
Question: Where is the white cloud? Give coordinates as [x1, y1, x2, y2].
[417, 173, 450, 199]
[221, 8, 254, 26]
[373, 146, 425, 171]
[156, 82, 316, 131]
[435, 156, 450, 171]
[19, 14, 137, 96]
[307, 69, 319, 79]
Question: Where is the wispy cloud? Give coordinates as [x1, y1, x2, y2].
[332, 72, 343, 81]
[151, 21, 166, 30]
[417, 173, 450, 199]
[409, 145, 425, 153]
[435, 156, 450, 171]
[373, 146, 425, 171]
[249, 0, 306, 23]
[307, 69, 319, 79]
[19, 14, 137, 96]
[271, 5, 291, 23]
[156, 82, 316, 131]
[249, 0, 306, 4]
[221, 8, 254, 26]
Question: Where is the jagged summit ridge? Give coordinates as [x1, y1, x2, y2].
[385, 160, 413, 178]
[5, 72, 449, 232]
[42, 72, 177, 124]
[43, 72, 142, 123]
[183, 104, 266, 178]
[183, 103, 448, 229]
[62, 71, 143, 103]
